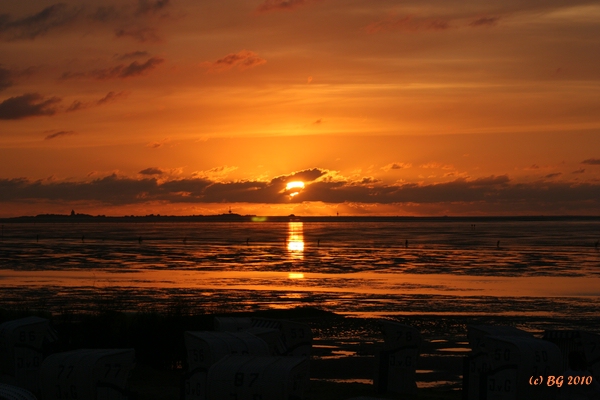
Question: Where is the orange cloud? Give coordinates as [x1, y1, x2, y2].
[146, 138, 171, 149]
[383, 162, 412, 171]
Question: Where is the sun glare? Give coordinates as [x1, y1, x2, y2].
[286, 181, 305, 191]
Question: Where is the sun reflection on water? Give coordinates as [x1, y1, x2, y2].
[287, 222, 304, 259]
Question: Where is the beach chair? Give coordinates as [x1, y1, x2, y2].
[251, 318, 312, 357]
[463, 325, 533, 400]
[206, 355, 309, 400]
[214, 317, 312, 357]
[374, 321, 421, 395]
[0, 316, 58, 395]
[543, 330, 600, 380]
[478, 336, 561, 400]
[0, 383, 38, 400]
[39, 348, 135, 400]
[213, 317, 252, 332]
[183, 331, 271, 400]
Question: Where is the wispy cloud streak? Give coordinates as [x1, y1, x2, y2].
[44, 130, 76, 140]
[61, 57, 164, 80]
[202, 50, 266, 72]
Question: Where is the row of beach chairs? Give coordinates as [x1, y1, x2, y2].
[1, 315, 599, 399]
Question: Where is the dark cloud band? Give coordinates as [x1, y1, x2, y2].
[1, 171, 599, 210]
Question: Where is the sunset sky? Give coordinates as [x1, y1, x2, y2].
[1, 0, 599, 216]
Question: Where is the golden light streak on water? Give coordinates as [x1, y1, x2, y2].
[287, 222, 304, 258]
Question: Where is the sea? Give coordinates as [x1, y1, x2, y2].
[2, 216, 600, 390]
[1, 216, 599, 330]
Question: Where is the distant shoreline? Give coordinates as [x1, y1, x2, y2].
[1, 214, 599, 223]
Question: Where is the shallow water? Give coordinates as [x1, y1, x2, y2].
[1, 218, 599, 325]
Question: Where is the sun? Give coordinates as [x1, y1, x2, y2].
[286, 181, 305, 191]
[285, 180, 305, 198]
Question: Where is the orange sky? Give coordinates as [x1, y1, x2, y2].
[1, 0, 599, 216]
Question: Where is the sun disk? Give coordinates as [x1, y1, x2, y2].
[286, 181, 305, 191]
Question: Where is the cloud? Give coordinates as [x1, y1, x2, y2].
[117, 57, 164, 78]
[136, 0, 170, 16]
[97, 91, 128, 105]
[44, 130, 76, 140]
[2, 173, 600, 213]
[61, 57, 164, 80]
[115, 27, 161, 43]
[572, 169, 585, 174]
[582, 158, 600, 165]
[366, 12, 504, 34]
[193, 166, 239, 180]
[115, 51, 150, 60]
[0, 2, 171, 43]
[0, 65, 38, 92]
[66, 100, 85, 112]
[545, 173, 562, 179]
[66, 91, 127, 112]
[383, 162, 412, 171]
[419, 162, 453, 170]
[469, 16, 500, 27]
[271, 168, 327, 185]
[359, 177, 380, 184]
[139, 167, 164, 176]
[0, 93, 61, 120]
[88, 5, 121, 23]
[202, 50, 266, 72]
[146, 138, 171, 148]
[313, 119, 322, 124]
[0, 3, 81, 41]
[365, 15, 451, 34]
[0, 66, 13, 91]
[256, 0, 317, 12]
[90, 0, 171, 22]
